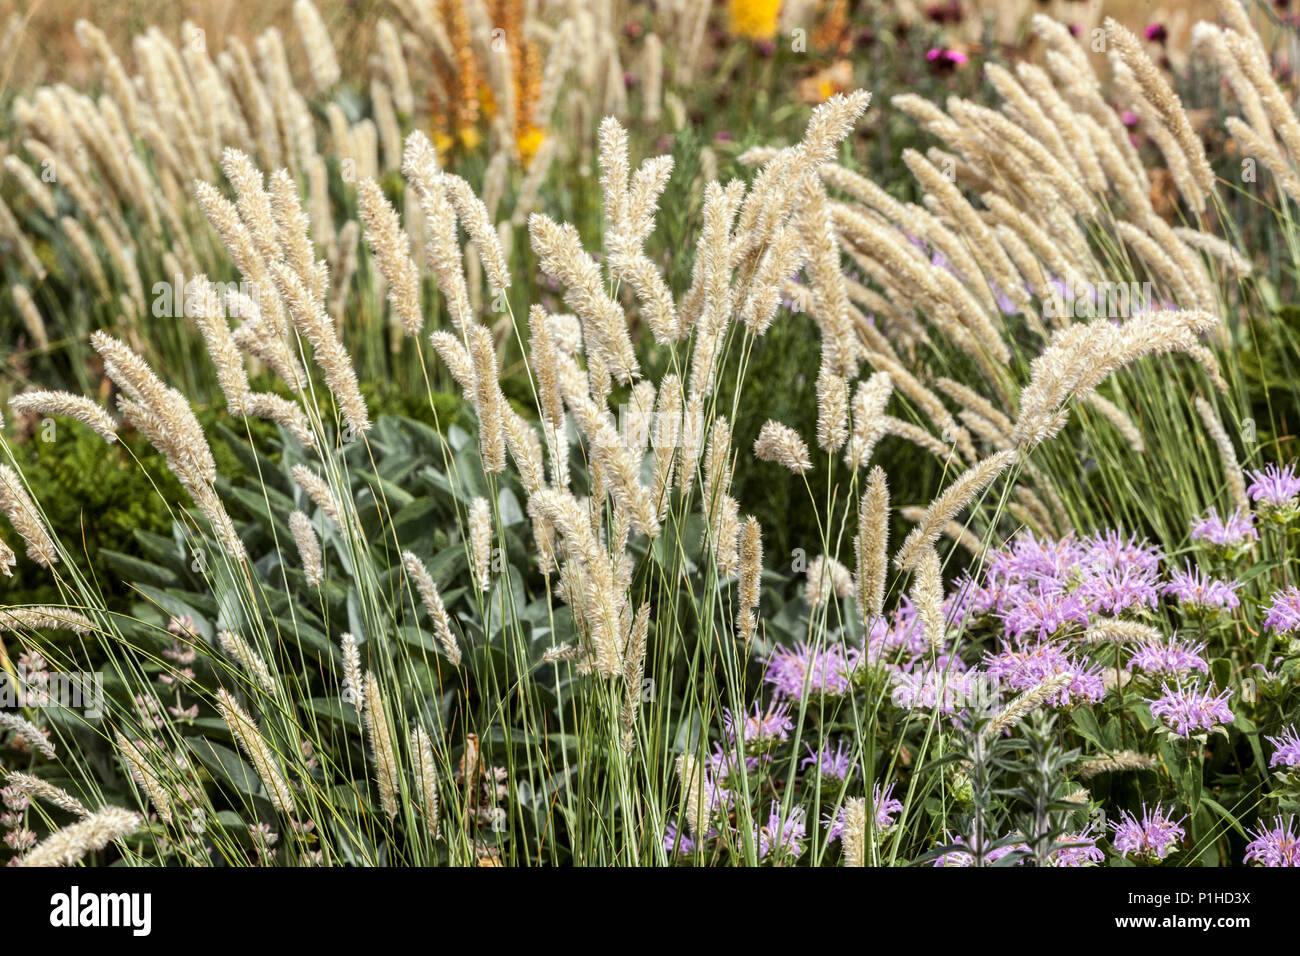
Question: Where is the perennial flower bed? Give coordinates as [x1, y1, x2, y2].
[0, 1, 1298, 872]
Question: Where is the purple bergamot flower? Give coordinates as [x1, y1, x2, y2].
[999, 583, 1092, 639]
[1084, 529, 1164, 578]
[801, 739, 854, 783]
[1051, 826, 1105, 867]
[1111, 804, 1185, 862]
[1264, 587, 1300, 636]
[1190, 508, 1257, 555]
[723, 700, 793, 754]
[755, 801, 806, 861]
[1267, 726, 1300, 769]
[1246, 462, 1300, 519]
[1147, 682, 1233, 737]
[1077, 564, 1160, 615]
[933, 835, 1027, 867]
[889, 662, 985, 714]
[870, 780, 904, 830]
[1163, 563, 1241, 614]
[985, 639, 1106, 704]
[1244, 817, 1300, 867]
[1127, 636, 1210, 677]
[825, 780, 904, 844]
[764, 642, 861, 701]
[663, 821, 696, 857]
[708, 742, 763, 788]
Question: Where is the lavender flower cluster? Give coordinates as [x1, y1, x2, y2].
[667, 456, 1300, 865]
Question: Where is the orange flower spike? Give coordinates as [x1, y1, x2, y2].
[443, 0, 479, 138]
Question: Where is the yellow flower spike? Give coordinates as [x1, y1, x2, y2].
[432, 129, 455, 159]
[479, 83, 498, 120]
[728, 0, 782, 43]
[458, 126, 482, 151]
[518, 126, 546, 166]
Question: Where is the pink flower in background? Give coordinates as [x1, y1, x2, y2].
[801, 739, 854, 783]
[925, 48, 968, 71]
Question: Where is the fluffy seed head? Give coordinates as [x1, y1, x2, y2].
[362, 671, 400, 820]
[17, 806, 142, 867]
[754, 421, 813, 474]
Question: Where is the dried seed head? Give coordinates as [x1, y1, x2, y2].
[469, 497, 492, 592]
[737, 515, 763, 613]
[219, 631, 277, 695]
[288, 510, 324, 587]
[293, 0, 340, 90]
[362, 672, 399, 820]
[0, 606, 95, 635]
[0, 711, 56, 759]
[986, 673, 1073, 737]
[401, 550, 461, 665]
[529, 212, 638, 383]
[710, 494, 741, 577]
[911, 547, 946, 649]
[845, 373, 893, 469]
[114, 736, 171, 824]
[8, 390, 117, 443]
[1104, 17, 1215, 196]
[17, 805, 142, 867]
[1082, 619, 1161, 644]
[816, 365, 850, 452]
[270, 260, 370, 433]
[598, 116, 631, 235]
[754, 421, 813, 474]
[675, 753, 707, 840]
[215, 689, 295, 814]
[468, 326, 507, 472]
[4, 770, 88, 818]
[291, 464, 346, 527]
[358, 178, 423, 336]
[702, 417, 734, 507]
[840, 797, 868, 867]
[1077, 750, 1158, 779]
[339, 632, 363, 712]
[1082, 394, 1145, 455]
[805, 554, 854, 608]
[411, 727, 440, 838]
[1194, 396, 1248, 514]
[855, 466, 889, 620]
[0, 465, 58, 567]
[1013, 310, 1220, 449]
[442, 173, 511, 296]
[895, 451, 1017, 571]
[620, 602, 651, 753]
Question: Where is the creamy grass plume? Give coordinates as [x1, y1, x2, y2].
[17, 806, 142, 867]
